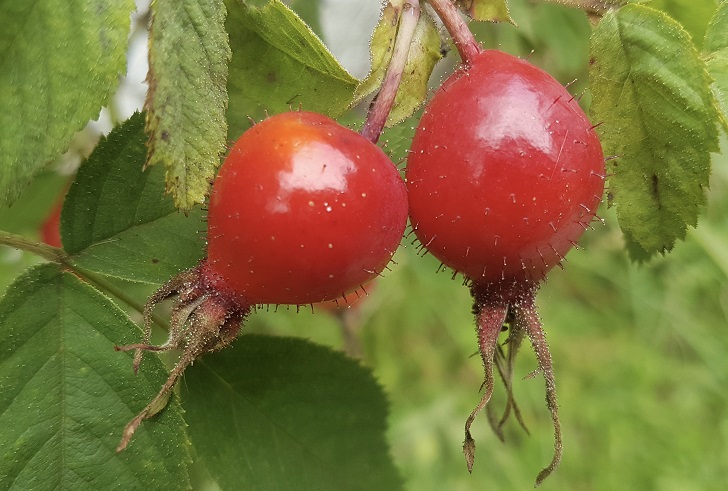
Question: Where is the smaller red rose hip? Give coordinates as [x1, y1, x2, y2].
[116, 111, 408, 450]
[406, 49, 605, 484]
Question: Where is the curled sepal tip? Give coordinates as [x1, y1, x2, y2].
[114, 265, 249, 452]
[463, 296, 508, 472]
[515, 297, 563, 487]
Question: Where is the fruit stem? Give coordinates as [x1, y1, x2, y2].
[517, 295, 563, 487]
[0, 230, 65, 263]
[427, 0, 481, 66]
[463, 298, 508, 472]
[361, 0, 421, 143]
[0, 230, 169, 329]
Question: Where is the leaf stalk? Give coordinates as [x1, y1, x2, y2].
[361, 0, 421, 143]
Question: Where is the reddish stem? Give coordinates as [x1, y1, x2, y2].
[427, 0, 481, 65]
[517, 295, 563, 487]
[463, 298, 508, 472]
[361, 0, 421, 143]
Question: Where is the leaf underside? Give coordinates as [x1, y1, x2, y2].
[0, 0, 133, 206]
[455, 0, 514, 23]
[353, 3, 442, 127]
[589, 4, 720, 258]
[0, 264, 190, 490]
[145, 0, 232, 213]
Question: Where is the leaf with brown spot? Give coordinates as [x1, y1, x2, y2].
[145, 0, 231, 213]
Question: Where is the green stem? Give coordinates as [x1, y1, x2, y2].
[0, 229, 169, 330]
[0, 230, 65, 263]
[74, 267, 170, 331]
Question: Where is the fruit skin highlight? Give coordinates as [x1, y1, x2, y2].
[407, 49, 604, 292]
[116, 110, 408, 451]
[207, 111, 407, 306]
[405, 50, 605, 485]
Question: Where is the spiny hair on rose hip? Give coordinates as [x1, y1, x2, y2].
[405, 49, 605, 485]
[115, 110, 408, 452]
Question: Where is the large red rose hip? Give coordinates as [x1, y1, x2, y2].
[406, 50, 605, 484]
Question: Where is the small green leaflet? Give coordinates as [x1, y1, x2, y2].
[703, 0, 728, 132]
[455, 0, 514, 23]
[144, 0, 231, 213]
[352, 2, 442, 127]
[182, 335, 404, 491]
[62, 113, 205, 285]
[0, 264, 190, 490]
[0, 0, 133, 206]
[589, 4, 720, 258]
[225, 0, 358, 140]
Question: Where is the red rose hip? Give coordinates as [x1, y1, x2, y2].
[406, 50, 605, 484]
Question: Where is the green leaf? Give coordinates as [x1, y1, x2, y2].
[225, 0, 358, 140]
[62, 113, 205, 284]
[456, 0, 514, 23]
[0, 264, 190, 489]
[353, 3, 442, 126]
[183, 335, 404, 491]
[351, 3, 398, 106]
[145, 0, 231, 213]
[703, 0, 728, 132]
[0, 0, 133, 206]
[589, 4, 720, 255]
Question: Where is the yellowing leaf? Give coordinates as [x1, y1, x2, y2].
[353, 3, 442, 126]
[456, 0, 514, 23]
[145, 0, 231, 213]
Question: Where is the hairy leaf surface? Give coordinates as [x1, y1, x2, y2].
[704, 0, 728, 132]
[589, 4, 720, 256]
[0, 0, 133, 205]
[145, 0, 231, 212]
[62, 114, 205, 284]
[0, 264, 189, 490]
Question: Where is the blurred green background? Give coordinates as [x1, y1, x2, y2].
[2, 0, 727, 489]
